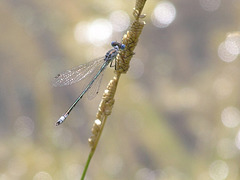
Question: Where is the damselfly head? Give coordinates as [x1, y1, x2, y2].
[111, 41, 125, 50]
[120, 44, 126, 50]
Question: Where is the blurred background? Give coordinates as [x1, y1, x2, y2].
[1, 0, 240, 179]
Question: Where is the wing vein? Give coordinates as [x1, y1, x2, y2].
[53, 57, 104, 87]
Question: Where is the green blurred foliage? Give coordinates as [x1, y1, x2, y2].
[0, 0, 240, 179]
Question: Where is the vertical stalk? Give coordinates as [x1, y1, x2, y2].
[81, 0, 147, 179]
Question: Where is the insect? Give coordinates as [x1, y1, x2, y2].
[53, 41, 125, 126]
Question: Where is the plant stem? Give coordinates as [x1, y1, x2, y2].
[80, 0, 147, 179]
[81, 150, 93, 180]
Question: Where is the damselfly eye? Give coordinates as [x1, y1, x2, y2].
[111, 41, 117, 47]
[120, 44, 126, 50]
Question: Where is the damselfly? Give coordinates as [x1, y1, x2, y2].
[53, 41, 125, 126]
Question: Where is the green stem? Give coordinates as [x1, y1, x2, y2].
[81, 116, 107, 180]
[81, 150, 94, 180]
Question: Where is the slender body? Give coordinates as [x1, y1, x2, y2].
[54, 42, 125, 126]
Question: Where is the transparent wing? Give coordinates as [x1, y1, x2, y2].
[53, 57, 105, 87]
[87, 72, 104, 100]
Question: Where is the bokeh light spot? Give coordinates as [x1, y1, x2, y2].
[74, 19, 112, 46]
[218, 42, 238, 62]
[87, 19, 112, 46]
[221, 106, 240, 128]
[209, 160, 229, 180]
[225, 32, 240, 55]
[74, 22, 89, 44]
[151, 1, 176, 28]
[199, 0, 221, 12]
[109, 10, 130, 32]
[235, 129, 240, 150]
[218, 32, 240, 62]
